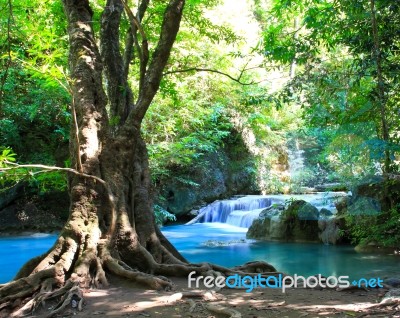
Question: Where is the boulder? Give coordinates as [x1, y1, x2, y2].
[318, 217, 343, 245]
[282, 200, 319, 242]
[284, 200, 319, 220]
[247, 200, 320, 242]
[246, 204, 286, 240]
[319, 208, 333, 218]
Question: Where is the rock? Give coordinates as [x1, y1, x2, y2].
[247, 218, 269, 240]
[319, 208, 333, 218]
[385, 278, 400, 288]
[0, 190, 69, 233]
[0, 183, 27, 211]
[335, 196, 349, 215]
[283, 200, 319, 242]
[248, 198, 353, 244]
[247, 214, 287, 241]
[347, 196, 381, 216]
[188, 209, 199, 217]
[202, 239, 247, 247]
[379, 288, 400, 305]
[354, 243, 395, 253]
[247, 200, 320, 242]
[159, 139, 260, 216]
[284, 200, 319, 220]
[351, 176, 400, 212]
[259, 204, 285, 218]
[318, 218, 341, 245]
[232, 261, 277, 273]
[247, 205, 286, 240]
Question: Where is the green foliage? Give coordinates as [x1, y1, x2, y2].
[262, 0, 400, 186]
[154, 204, 176, 226]
[145, 102, 234, 186]
[1, 0, 399, 252]
[0, 67, 70, 163]
[346, 207, 400, 247]
[0, 147, 67, 193]
[0, 147, 16, 167]
[0, 0, 70, 196]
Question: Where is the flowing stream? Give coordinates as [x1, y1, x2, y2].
[195, 192, 346, 228]
[1, 193, 399, 283]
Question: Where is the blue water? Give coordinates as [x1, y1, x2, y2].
[162, 223, 400, 280]
[1, 224, 399, 283]
[0, 233, 57, 283]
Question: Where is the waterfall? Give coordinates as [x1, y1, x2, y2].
[190, 192, 348, 229]
[288, 139, 305, 180]
[226, 208, 266, 227]
[197, 196, 283, 228]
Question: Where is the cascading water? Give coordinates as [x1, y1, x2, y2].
[198, 196, 284, 228]
[201, 197, 281, 224]
[191, 193, 347, 228]
[288, 138, 305, 180]
[226, 208, 267, 228]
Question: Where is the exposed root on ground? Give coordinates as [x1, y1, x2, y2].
[204, 303, 242, 318]
[0, 230, 279, 318]
[167, 290, 241, 317]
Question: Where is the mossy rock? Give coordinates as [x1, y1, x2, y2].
[283, 200, 319, 220]
[319, 208, 333, 218]
[248, 200, 320, 242]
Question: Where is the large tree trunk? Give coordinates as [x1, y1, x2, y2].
[0, 0, 277, 316]
[0, 0, 192, 315]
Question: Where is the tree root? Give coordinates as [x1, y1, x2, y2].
[370, 298, 400, 308]
[168, 290, 242, 317]
[187, 299, 196, 312]
[0, 268, 55, 307]
[10, 280, 75, 317]
[167, 291, 224, 303]
[9, 280, 82, 317]
[101, 246, 173, 290]
[204, 303, 242, 318]
[232, 261, 277, 273]
[45, 285, 83, 318]
[168, 291, 233, 317]
[0, 224, 280, 318]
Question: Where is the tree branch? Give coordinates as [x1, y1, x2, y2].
[1, 162, 106, 185]
[163, 67, 266, 85]
[126, 0, 185, 126]
[101, 0, 135, 126]
[122, 0, 149, 79]
[121, 0, 149, 92]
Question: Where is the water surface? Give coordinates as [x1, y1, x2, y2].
[163, 223, 400, 280]
[0, 233, 57, 283]
[1, 224, 398, 283]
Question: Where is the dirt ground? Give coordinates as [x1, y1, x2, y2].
[28, 276, 400, 318]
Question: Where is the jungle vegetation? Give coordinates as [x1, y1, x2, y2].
[0, 0, 399, 315]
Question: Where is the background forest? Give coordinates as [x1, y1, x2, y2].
[1, 0, 400, 247]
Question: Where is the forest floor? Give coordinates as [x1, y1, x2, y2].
[29, 276, 399, 318]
